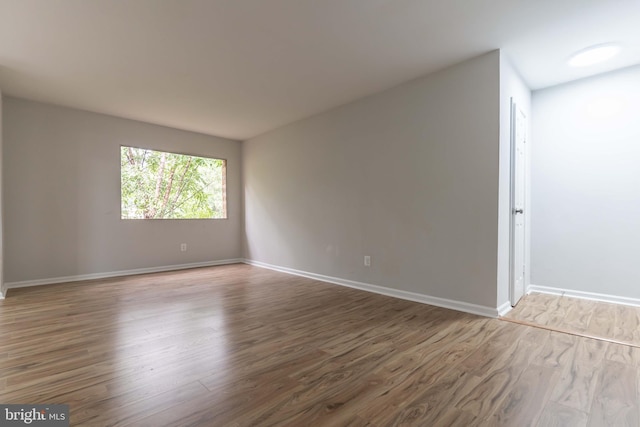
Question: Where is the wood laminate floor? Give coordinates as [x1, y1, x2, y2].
[503, 292, 640, 348]
[1, 264, 638, 426]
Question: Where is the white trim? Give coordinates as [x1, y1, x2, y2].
[528, 284, 640, 308]
[508, 96, 516, 306]
[509, 100, 527, 307]
[497, 301, 513, 316]
[4, 259, 243, 290]
[243, 259, 499, 318]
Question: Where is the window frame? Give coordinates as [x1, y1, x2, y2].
[119, 144, 228, 220]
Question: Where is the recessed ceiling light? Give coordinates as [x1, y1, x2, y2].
[568, 44, 621, 67]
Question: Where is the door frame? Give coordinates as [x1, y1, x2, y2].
[509, 99, 527, 307]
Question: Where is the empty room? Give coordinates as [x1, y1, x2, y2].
[1, 1, 639, 426]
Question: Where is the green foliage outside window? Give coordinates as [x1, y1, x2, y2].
[121, 146, 227, 219]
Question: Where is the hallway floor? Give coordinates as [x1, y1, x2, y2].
[503, 292, 640, 348]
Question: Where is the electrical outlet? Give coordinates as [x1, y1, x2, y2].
[180, 243, 187, 252]
[364, 255, 371, 266]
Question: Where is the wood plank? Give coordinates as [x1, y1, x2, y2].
[550, 338, 607, 412]
[362, 368, 481, 426]
[586, 300, 617, 338]
[533, 331, 578, 368]
[454, 336, 536, 420]
[486, 363, 559, 426]
[614, 304, 640, 343]
[537, 401, 589, 427]
[605, 342, 640, 366]
[588, 360, 639, 426]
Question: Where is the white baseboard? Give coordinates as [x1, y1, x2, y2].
[243, 259, 500, 318]
[4, 258, 244, 291]
[497, 301, 513, 316]
[528, 284, 640, 308]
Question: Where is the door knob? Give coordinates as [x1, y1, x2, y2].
[514, 208, 523, 214]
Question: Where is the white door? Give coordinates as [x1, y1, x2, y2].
[510, 101, 526, 306]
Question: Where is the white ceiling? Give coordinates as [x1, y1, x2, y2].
[1, 0, 639, 140]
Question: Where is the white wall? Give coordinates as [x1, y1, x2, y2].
[497, 54, 531, 309]
[3, 98, 242, 284]
[243, 52, 501, 310]
[531, 65, 640, 300]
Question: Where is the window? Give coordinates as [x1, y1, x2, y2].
[120, 146, 227, 219]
